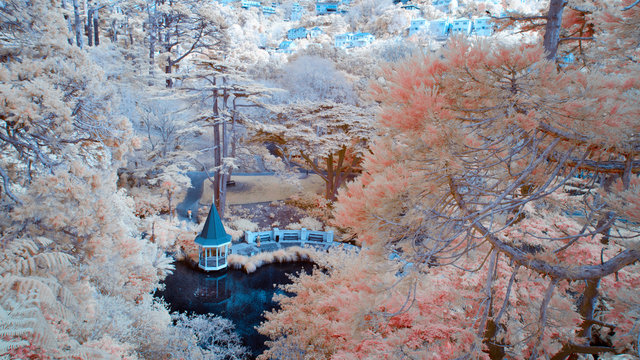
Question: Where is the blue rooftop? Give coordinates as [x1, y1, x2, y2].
[195, 205, 232, 247]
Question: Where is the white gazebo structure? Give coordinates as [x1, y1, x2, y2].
[195, 205, 232, 271]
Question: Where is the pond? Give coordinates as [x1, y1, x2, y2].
[156, 261, 314, 358]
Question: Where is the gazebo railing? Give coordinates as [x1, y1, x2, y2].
[198, 245, 229, 271]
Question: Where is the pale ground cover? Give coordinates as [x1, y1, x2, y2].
[201, 174, 325, 205]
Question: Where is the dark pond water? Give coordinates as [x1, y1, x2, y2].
[156, 261, 314, 359]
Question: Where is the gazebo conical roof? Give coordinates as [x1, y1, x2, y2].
[195, 205, 232, 247]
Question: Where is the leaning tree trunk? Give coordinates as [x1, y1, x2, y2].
[543, 0, 566, 60]
[61, 0, 74, 44]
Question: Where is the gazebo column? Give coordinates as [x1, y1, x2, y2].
[216, 247, 220, 268]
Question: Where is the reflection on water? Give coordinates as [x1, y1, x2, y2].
[156, 261, 313, 358]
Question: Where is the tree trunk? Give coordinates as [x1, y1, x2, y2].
[61, 0, 74, 45]
[230, 110, 238, 174]
[213, 121, 221, 215]
[213, 83, 222, 215]
[72, 0, 84, 48]
[219, 108, 239, 219]
[111, 19, 117, 43]
[128, 17, 134, 45]
[148, 3, 156, 80]
[87, 8, 93, 46]
[165, 58, 173, 88]
[231, 111, 237, 160]
[93, 9, 99, 46]
[483, 319, 505, 359]
[551, 280, 609, 360]
[543, 0, 566, 60]
[219, 95, 229, 218]
[578, 279, 600, 339]
[325, 154, 335, 201]
[219, 171, 227, 219]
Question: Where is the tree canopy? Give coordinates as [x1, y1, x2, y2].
[259, 1, 640, 359]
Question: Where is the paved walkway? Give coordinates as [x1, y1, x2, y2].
[176, 170, 315, 222]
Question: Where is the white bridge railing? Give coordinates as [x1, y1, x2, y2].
[244, 228, 334, 244]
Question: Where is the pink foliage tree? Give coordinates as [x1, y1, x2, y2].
[260, 1, 640, 359]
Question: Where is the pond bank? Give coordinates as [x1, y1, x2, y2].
[156, 261, 314, 358]
[188, 241, 358, 273]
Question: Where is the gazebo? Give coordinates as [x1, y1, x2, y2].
[195, 205, 232, 271]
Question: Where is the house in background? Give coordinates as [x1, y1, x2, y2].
[309, 27, 323, 38]
[472, 17, 493, 36]
[450, 17, 472, 35]
[409, 17, 498, 39]
[352, 32, 375, 47]
[263, 4, 276, 14]
[335, 33, 355, 48]
[277, 40, 296, 53]
[290, 2, 303, 21]
[409, 18, 451, 39]
[409, 18, 427, 36]
[316, 0, 346, 15]
[241, 0, 261, 9]
[428, 18, 450, 38]
[335, 32, 375, 48]
[402, 4, 420, 11]
[287, 27, 308, 40]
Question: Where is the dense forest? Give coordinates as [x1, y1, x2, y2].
[0, 0, 639, 359]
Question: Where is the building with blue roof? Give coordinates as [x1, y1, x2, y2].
[195, 205, 232, 271]
[317, 0, 345, 15]
[277, 40, 296, 53]
[287, 27, 309, 40]
[309, 27, 323, 38]
[402, 4, 420, 10]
